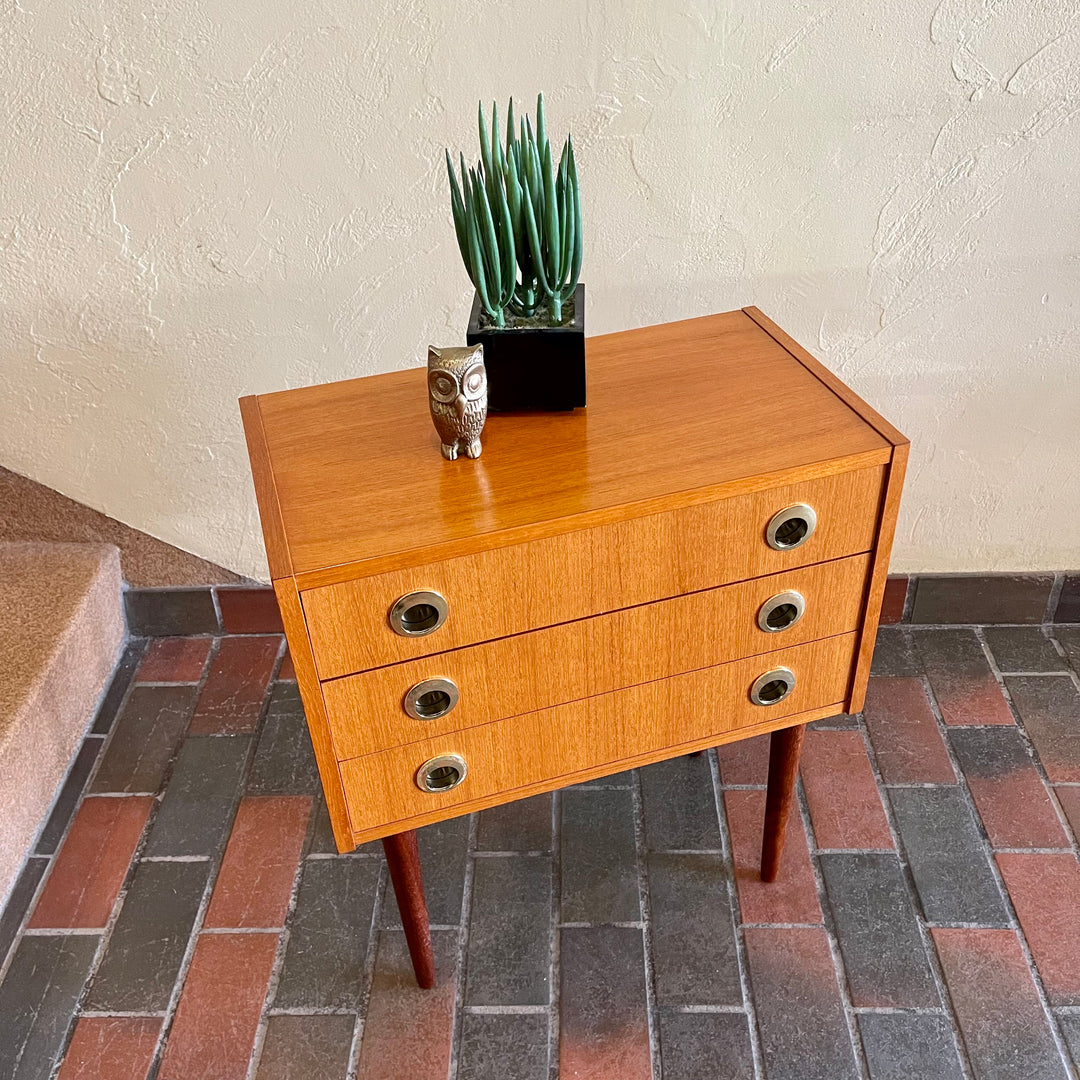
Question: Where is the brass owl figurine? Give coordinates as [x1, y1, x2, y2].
[428, 344, 487, 460]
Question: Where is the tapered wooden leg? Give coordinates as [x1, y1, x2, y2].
[382, 830, 435, 989]
[760, 724, 807, 883]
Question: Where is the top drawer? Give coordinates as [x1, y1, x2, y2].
[302, 465, 885, 679]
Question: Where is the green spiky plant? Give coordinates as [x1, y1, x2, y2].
[445, 93, 582, 328]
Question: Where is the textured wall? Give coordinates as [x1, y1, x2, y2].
[3, 1, 1077, 579]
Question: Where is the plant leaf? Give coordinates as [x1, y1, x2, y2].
[446, 149, 469, 265]
[536, 92, 547, 156]
[478, 100, 493, 179]
[542, 140, 559, 279]
[521, 169, 552, 297]
[567, 134, 583, 292]
[465, 191, 494, 317]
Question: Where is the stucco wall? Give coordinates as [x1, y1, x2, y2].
[3, 1, 1077, 580]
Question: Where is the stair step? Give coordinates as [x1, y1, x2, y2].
[0, 542, 124, 904]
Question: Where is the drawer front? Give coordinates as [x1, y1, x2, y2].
[304, 466, 884, 679]
[338, 632, 858, 836]
[322, 554, 871, 759]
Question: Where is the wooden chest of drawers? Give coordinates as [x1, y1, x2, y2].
[241, 308, 907, 855]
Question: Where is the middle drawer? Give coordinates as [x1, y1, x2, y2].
[321, 553, 870, 759]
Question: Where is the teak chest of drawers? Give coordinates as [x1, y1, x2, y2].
[241, 307, 907, 988]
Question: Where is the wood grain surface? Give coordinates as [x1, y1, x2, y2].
[338, 632, 858, 838]
[303, 465, 884, 679]
[273, 579, 354, 852]
[239, 396, 292, 580]
[322, 555, 871, 758]
[248, 310, 891, 581]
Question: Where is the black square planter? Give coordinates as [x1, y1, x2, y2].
[466, 283, 586, 412]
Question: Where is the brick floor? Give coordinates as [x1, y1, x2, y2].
[3, 613, 1080, 1079]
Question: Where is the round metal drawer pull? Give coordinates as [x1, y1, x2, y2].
[403, 677, 460, 721]
[765, 504, 818, 551]
[416, 754, 468, 793]
[750, 667, 797, 706]
[757, 590, 806, 633]
[389, 590, 448, 637]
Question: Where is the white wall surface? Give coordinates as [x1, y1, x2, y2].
[3, 1, 1078, 580]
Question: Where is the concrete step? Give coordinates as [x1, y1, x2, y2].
[0, 543, 123, 904]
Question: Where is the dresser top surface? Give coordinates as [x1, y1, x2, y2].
[243, 308, 899, 582]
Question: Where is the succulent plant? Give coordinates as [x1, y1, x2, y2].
[446, 94, 582, 328]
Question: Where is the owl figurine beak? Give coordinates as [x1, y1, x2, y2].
[452, 394, 468, 420]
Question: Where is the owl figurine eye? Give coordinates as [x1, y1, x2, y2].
[462, 363, 487, 400]
[429, 370, 458, 403]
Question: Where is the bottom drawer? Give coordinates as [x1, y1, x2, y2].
[339, 632, 857, 837]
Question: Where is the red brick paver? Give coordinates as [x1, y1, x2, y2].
[56, 1017, 160, 1080]
[880, 576, 908, 624]
[724, 790, 822, 925]
[136, 637, 213, 683]
[997, 852, 1080, 1005]
[158, 933, 278, 1080]
[216, 588, 284, 635]
[933, 927, 1064, 1077]
[1056, 785, 1080, 840]
[277, 649, 296, 681]
[189, 636, 281, 735]
[744, 927, 858, 1078]
[204, 796, 312, 929]
[800, 730, 893, 850]
[863, 677, 956, 784]
[29, 797, 153, 929]
[355, 932, 460, 1080]
[1007, 676, 1080, 783]
[716, 733, 770, 787]
[559, 926, 652, 1080]
[915, 630, 1015, 726]
[955, 736, 1068, 850]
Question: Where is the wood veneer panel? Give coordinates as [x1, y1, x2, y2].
[253, 311, 889, 580]
[741, 307, 907, 448]
[273, 579, 353, 851]
[303, 466, 884, 679]
[847, 442, 909, 713]
[239, 396, 291, 579]
[322, 555, 871, 758]
[740, 307, 909, 713]
[339, 632, 858, 839]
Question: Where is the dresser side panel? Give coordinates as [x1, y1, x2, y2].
[239, 394, 292, 580]
[846, 442, 910, 713]
[274, 578, 354, 851]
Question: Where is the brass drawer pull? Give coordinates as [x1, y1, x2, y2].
[389, 590, 448, 637]
[403, 677, 459, 721]
[416, 754, 468, 793]
[750, 667, 796, 706]
[757, 590, 805, 633]
[766, 504, 817, 551]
